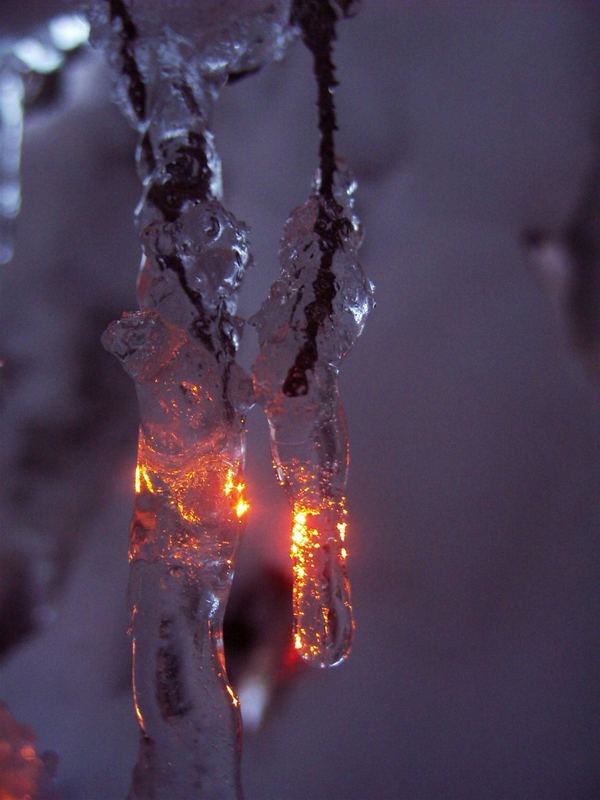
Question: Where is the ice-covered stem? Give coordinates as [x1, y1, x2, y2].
[95, 0, 291, 409]
[285, 0, 356, 397]
[252, 171, 374, 667]
[292, 0, 339, 200]
[107, 0, 147, 122]
[128, 560, 242, 800]
[252, 3, 372, 668]
[523, 144, 600, 378]
[291, 0, 356, 201]
[103, 216, 252, 799]
[92, 2, 298, 796]
[282, 202, 352, 397]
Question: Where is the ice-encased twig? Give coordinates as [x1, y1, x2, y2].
[252, 169, 374, 667]
[91, 1, 296, 797]
[104, 134, 250, 800]
[252, 0, 373, 668]
[103, 284, 252, 798]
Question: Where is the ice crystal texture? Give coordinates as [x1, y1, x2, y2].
[93, 2, 297, 798]
[103, 203, 252, 800]
[86, 0, 295, 132]
[252, 168, 374, 667]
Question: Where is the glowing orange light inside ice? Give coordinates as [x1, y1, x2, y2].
[224, 468, 249, 519]
[134, 463, 155, 495]
[291, 506, 321, 659]
[132, 638, 146, 732]
[290, 501, 349, 661]
[226, 683, 239, 708]
[224, 469, 235, 497]
[235, 498, 249, 518]
[133, 459, 249, 526]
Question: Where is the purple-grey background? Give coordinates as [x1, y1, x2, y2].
[1, 2, 600, 798]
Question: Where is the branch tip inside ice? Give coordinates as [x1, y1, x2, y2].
[252, 166, 374, 668]
[252, 0, 373, 669]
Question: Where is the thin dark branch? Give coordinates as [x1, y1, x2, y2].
[108, 0, 147, 122]
[283, 0, 353, 397]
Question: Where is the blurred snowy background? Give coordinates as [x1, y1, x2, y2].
[1, 1, 600, 798]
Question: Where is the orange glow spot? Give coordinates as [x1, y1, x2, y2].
[235, 498, 249, 518]
[135, 463, 155, 495]
[226, 684, 239, 708]
[19, 745, 36, 762]
[290, 499, 350, 661]
[134, 701, 145, 729]
[292, 530, 305, 546]
[133, 446, 250, 545]
[224, 469, 235, 497]
[180, 381, 201, 400]
[224, 469, 249, 520]
[132, 639, 146, 732]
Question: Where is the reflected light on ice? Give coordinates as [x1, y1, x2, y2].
[48, 15, 90, 52]
[12, 39, 63, 74]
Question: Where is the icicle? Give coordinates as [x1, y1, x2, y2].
[0, 57, 24, 266]
[252, 0, 374, 668]
[90, 2, 296, 797]
[102, 208, 252, 797]
[252, 168, 373, 667]
[0, 14, 89, 265]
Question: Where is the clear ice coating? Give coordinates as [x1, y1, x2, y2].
[92, 1, 296, 798]
[85, 0, 295, 132]
[103, 203, 253, 800]
[252, 167, 374, 667]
